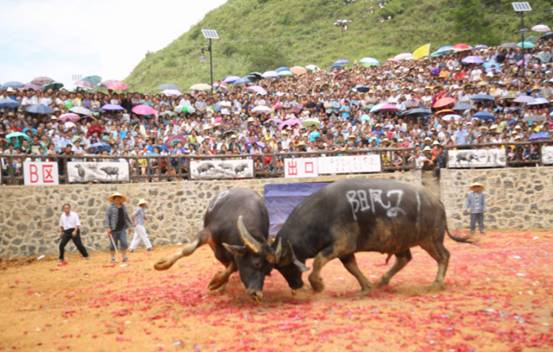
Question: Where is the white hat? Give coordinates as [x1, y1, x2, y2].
[108, 192, 127, 202]
[138, 199, 147, 206]
[423, 146, 432, 151]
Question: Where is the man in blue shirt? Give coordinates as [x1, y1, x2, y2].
[454, 125, 469, 145]
[465, 182, 486, 235]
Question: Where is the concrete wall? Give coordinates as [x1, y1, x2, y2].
[0, 171, 420, 258]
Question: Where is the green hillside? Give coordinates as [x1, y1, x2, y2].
[126, 0, 551, 92]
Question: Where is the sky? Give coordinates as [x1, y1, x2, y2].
[0, 0, 227, 88]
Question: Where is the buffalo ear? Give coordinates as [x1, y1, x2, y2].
[222, 243, 246, 256]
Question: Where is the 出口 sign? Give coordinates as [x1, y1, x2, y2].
[284, 158, 319, 178]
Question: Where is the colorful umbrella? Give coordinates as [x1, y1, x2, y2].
[158, 83, 179, 91]
[431, 45, 454, 57]
[532, 24, 551, 33]
[305, 64, 320, 72]
[302, 118, 320, 128]
[517, 40, 535, 49]
[333, 59, 349, 66]
[527, 97, 549, 106]
[290, 66, 307, 75]
[162, 89, 182, 96]
[190, 83, 211, 91]
[59, 113, 81, 122]
[2, 81, 24, 89]
[23, 83, 41, 91]
[275, 66, 290, 72]
[403, 108, 432, 117]
[433, 97, 456, 109]
[82, 75, 102, 85]
[70, 106, 92, 116]
[86, 125, 104, 137]
[247, 86, 267, 96]
[370, 103, 399, 113]
[74, 80, 95, 90]
[453, 43, 472, 51]
[453, 102, 472, 111]
[462, 56, 484, 65]
[252, 105, 272, 114]
[0, 98, 19, 109]
[223, 76, 241, 84]
[441, 114, 463, 122]
[233, 77, 251, 85]
[278, 70, 293, 77]
[360, 57, 380, 67]
[514, 95, 535, 104]
[26, 104, 53, 115]
[499, 42, 518, 49]
[470, 94, 494, 101]
[473, 111, 495, 121]
[6, 132, 32, 143]
[279, 118, 301, 129]
[132, 104, 157, 116]
[392, 53, 413, 61]
[101, 104, 125, 111]
[262, 71, 279, 79]
[31, 76, 54, 86]
[42, 82, 64, 91]
[101, 80, 128, 90]
[474, 44, 489, 49]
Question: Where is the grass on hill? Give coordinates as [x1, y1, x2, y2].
[126, 0, 552, 92]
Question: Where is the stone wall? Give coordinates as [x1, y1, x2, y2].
[440, 167, 553, 230]
[0, 171, 420, 258]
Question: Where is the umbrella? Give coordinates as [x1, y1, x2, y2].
[453, 43, 472, 51]
[278, 70, 293, 77]
[6, 132, 32, 143]
[42, 82, 63, 91]
[473, 111, 495, 121]
[290, 66, 307, 75]
[435, 109, 455, 116]
[102, 104, 125, 111]
[483, 61, 501, 72]
[370, 103, 398, 113]
[403, 108, 432, 117]
[360, 57, 380, 67]
[275, 66, 290, 72]
[0, 98, 19, 109]
[474, 44, 489, 49]
[433, 97, 456, 109]
[223, 76, 241, 84]
[462, 56, 484, 65]
[165, 135, 187, 146]
[517, 40, 534, 49]
[354, 85, 370, 93]
[302, 118, 320, 128]
[82, 75, 102, 85]
[392, 53, 413, 61]
[158, 83, 179, 91]
[499, 42, 518, 49]
[441, 114, 462, 122]
[452, 102, 472, 111]
[529, 132, 550, 140]
[541, 32, 553, 41]
[233, 77, 251, 85]
[23, 83, 41, 91]
[262, 71, 279, 79]
[2, 81, 24, 89]
[431, 45, 454, 57]
[252, 106, 272, 114]
[190, 83, 211, 91]
[22, 127, 37, 135]
[74, 80, 95, 89]
[31, 76, 54, 86]
[527, 97, 549, 106]
[70, 106, 93, 116]
[26, 104, 53, 115]
[279, 118, 301, 129]
[305, 64, 320, 72]
[132, 104, 157, 116]
[333, 59, 349, 66]
[513, 95, 535, 104]
[247, 86, 267, 95]
[162, 89, 182, 96]
[101, 80, 128, 90]
[470, 94, 495, 102]
[88, 142, 111, 154]
[59, 113, 81, 122]
[532, 24, 551, 33]
[86, 125, 104, 137]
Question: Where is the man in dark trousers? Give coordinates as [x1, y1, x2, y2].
[104, 192, 133, 263]
[58, 203, 89, 265]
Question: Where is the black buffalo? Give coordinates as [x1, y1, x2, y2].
[236, 178, 472, 294]
[154, 188, 273, 300]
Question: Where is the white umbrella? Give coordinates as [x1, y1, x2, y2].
[262, 71, 279, 79]
[190, 83, 211, 91]
[252, 106, 273, 114]
[162, 89, 182, 96]
[305, 64, 320, 72]
[532, 24, 551, 33]
[69, 106, 92, 116]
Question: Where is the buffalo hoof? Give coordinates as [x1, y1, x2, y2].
[376, 278, 389, 288]
[291, 286, 309, 296]
[429, 282, 446, 291]
[153, 259, 171, 271]
[308, 275, 325, 293]
[208, 272, 228, 291]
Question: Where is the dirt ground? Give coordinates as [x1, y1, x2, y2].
[1, 231, 552, 352]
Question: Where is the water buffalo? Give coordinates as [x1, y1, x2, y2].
[236, 178, 472, 294]
[154, 188, 273, 301]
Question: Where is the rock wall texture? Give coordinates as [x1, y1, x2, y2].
[440, 168, 553, 231]
[0, 172, 420, 258]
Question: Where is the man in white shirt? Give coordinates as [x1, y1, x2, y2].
[58, 203, 89, 265]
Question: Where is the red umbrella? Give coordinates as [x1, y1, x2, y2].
[101, 80, 128, 91]
[86, 125, 104, 137]
[433, 97, 456, 109]
[132, 104, 157, 116]
[453, 43, 472, 52]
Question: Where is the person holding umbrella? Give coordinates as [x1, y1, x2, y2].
[129, 199, 153, 252]
[104, 192, 133, 263]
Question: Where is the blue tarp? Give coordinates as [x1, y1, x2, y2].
[264, 182, 328, 235]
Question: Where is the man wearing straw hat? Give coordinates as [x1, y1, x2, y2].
[464, 182, 486, 235]
[129, 199, 153, 252]
[104, 192, 133, 263]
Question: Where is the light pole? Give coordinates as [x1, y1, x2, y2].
[201, 29, 219, 94]
[511, 2, 532, 77]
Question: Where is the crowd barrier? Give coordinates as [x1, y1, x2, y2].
[1, 141, 552, 185]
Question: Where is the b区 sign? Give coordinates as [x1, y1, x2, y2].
[23, 161, 59, 185]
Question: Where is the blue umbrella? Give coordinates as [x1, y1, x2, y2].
[453, 102, 472, 111]
[102, 103, 125, 111]
[26, 104, 53, 115]
[462, 56, 484, 65]
[0, 98, 19, 109]
[88, 142, 112, 153]
[473, 111, 495, 121]
[483, 61, 501, 72]
[2, 81, 24, 89]
[333, 59, 349, 66]
[431, 45, 454, 57]
[23, 127, 38, 135]
[403, 108, 432, 117]
[158, 83, 179, 91]
[275, 66, 290, 72]
[233, 77, 251, 85]
[223, 76, 241, 84]
[529, 132, 550, 141]
[354, 85, 370, 93]
[470, 94, 495, 102]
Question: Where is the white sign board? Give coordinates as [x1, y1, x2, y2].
[284, 158, 319, 178]
[67, 161, 129, 183]
[542, 146, 553, 165]
[23, 161, 59, 185]
[318, 155, 381, 174]
[190, 159, 254, 179]
[447, 148, 506, 168]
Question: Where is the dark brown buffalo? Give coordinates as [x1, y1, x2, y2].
[154, 188, 273, 300]
[236, 178, 472, 294]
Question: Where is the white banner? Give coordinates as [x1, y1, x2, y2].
[284, 158, 319, 178]
[318, 155, 381, 174]
[447, 148, 506, 168]
[67, 161, 129, 183]
[23, 161, 59, 185]
[190, 159, 254, 179]
[542, 146, 553, 165]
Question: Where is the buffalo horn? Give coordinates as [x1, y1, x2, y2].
[237, 215, 263, 254]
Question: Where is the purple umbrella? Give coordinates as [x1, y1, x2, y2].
[462, 56, 484, 64]
[23, 83, 41, 91]
[75, 80, 95, 89]
[247, 85, 267, 96]
[102, 103, 125, 111]
[31, 76, 54, 86]
[59, 113, 81, 123]
[279, 118, 301, 129]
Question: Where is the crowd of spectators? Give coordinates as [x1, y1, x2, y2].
[1, 36, 552, 180]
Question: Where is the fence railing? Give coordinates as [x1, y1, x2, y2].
[1, 140, 551, 185]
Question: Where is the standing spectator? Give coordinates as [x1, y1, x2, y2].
[58, 203, 89, 265]
[104, 192, 133, 263]
[464, 182, 486, 235]
[129, 198, 153, 252]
